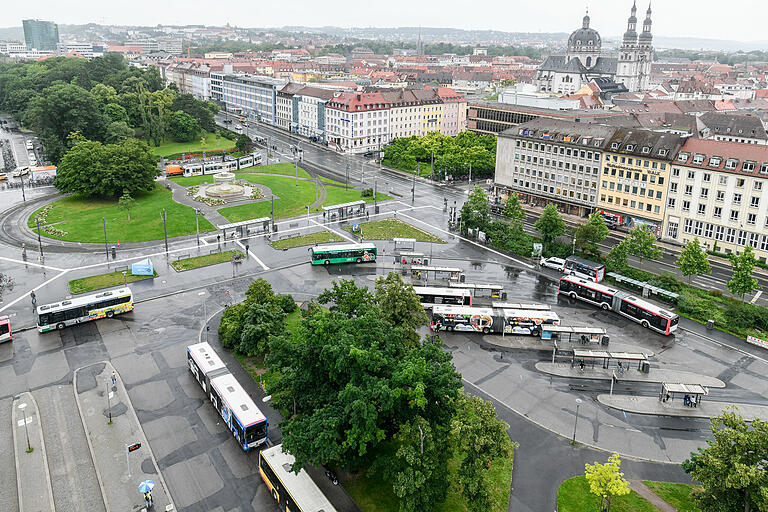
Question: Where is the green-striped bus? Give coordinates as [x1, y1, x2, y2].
[310, 243, 377, 265]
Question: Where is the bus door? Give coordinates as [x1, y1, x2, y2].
[0, 316, 11, 343]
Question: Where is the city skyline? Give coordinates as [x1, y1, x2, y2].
[4, 0, 768, 44]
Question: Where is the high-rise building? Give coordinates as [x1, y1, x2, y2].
[23, 19, 60, 51]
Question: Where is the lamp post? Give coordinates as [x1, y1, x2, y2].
[35, 219, 44, 264]
[104, 378, 113, 424]
[572, 398, 582, 445]
[195, 209, 200, 246]
[198, 291, 208, 342]
[17, 402, 31, 452]
[103, 217, 109, 261]
[161, 208, 169, 254]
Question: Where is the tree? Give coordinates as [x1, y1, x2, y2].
[605, 241, 630, 272]
[167, 110, 200, 142]
[218, 303, 247, 350]
[573, 213, 609, 260]
[502, 192, 525, 223]
[676, 238, 713, 285]
[238, 303, 286, 357]
[727, 247, 760, 301]
[103, 102, 129, 124]
[317, 279, 374, 318]
[584, 452, 631, 512]
[374, 272, 428, 346]
[534, 204, 566, 248]
[460, 186, 491, 231]
[117, 192, 136, 222]
[624, 225, 662, 269]
[682, 408, 768, 512]
[235, 133, 250, 153]
[451, 395, 515, 512]
[105, 121, 134, 143]
[0, 272, 15, 302]
[244, 278, 275, 307]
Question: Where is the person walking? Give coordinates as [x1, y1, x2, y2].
[111, 371, 117, 388]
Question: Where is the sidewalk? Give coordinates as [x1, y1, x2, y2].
[12, 391, 54, 512]
[598, 394, 768, 420]
[73, 361, 175, 512]
[480, 333, 650, 355]
[535, 361, 726, 388]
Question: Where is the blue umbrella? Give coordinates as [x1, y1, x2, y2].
[138, 480, 155, 494]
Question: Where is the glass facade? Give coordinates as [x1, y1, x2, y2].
[23, 19, 59, 51]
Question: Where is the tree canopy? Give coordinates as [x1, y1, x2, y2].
[573, 213, 609, 260]
[460, 186, 491, 231]
[727, 247, 760, 300]
[383, 131, 497, 178]
[534, 204, 566, 247]
[624, 225, 662, 269]
[676, 238, 712, 285]
[584, 453, 631, 512]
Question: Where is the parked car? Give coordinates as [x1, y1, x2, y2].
[539, 257, 566, 271]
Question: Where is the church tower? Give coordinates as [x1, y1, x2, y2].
[616, 2, 641, 91]
[636, 4, 654, 90]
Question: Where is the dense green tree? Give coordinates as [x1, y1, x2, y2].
[682, 409, 768, 512]
[624, 225, 662, 269]
[502, 192, 525, 223]
[235, 134, 250, 153]
[238, 303, 286, 357]
[90, 83, 118, 105]
[727, 247, 760, 300]
[573, 213, 609, 260]
[105, 121, 134, 143]
[167, 110, 200, 142]
[218, 303, 247, 350]
[460, 186, 491, 231]
[605, 241, 630, 272]
[676, 238, 713, 285]
[534, 204, 566, 248]
[374, 272, 428, 346]
[171, 93, 218, 132]
[584, 453, 631, 512]
[244, 278, 276, 307]
[103, 102, 129, 124]
[317, 279, 374, 318]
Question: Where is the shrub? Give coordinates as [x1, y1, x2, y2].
[218, 303, 246, 350]
[361, 188, 374, 197]
[677, 291, 726, 326]
[275, 294, 298, 314]
[543, 240, 572, 259]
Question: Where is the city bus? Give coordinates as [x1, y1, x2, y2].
[36, 287, 134, 332]
[310, 243, 377, 265]
[187, 342, 229, 394]
[558, 276, 678, 335]
[259, 444, 338, 512]
[564, 256, 605, 282]
[412, 286, 472, 308]
[430, 305, 496, 333]
[0, 315, 11, 343]
[209, 373, 268, 450]
[503, 308, 560, 335]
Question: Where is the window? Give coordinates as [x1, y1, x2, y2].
[744, 161, 756, 172]
[684, 185, 693, 196]
[724, 158, 738, 169]
[737, 178, 745, 188]
[754, 181, 763, 191]
[703, 173, 711, 182]
[672, 168, 680, 177]
[682, 200, 690, 212]
[687, 170, 695, 180]
[730, 210, 739, 221]
[719, 175, 728, 185]
[677, 153, 689, 162]
[667, 222, 679, 238]
[659, 149, 668, 157]
[733, 193, 742, 205]
[751, 196, 760, 208]
[668, 197, 676, 208]
[748, 213, 757, 225]
[693, 154, 705, 164]
[700, 188, 709, 199]
[761, 162, 768, 174]
[642, 146, 651, 154]
[626, 145, 635, 152]
[684, 219, 693, 233]
[670, 182, 678, 193]
[714, 206, 722, 218]
[698, 204, 706, 215]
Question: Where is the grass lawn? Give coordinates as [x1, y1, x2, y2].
[151, 131, 235, 158]
[642, 481, 700, 512]
[557, 476, 659, 512]
[28, 184, 215, 243]
[323, 187, 390, 206]
[319, 175, 347, 186]
[218, 175, 318, 222]
[344, 444, 513, 512]
[171, 250, 244, 271]
[169, 175, 214, 186]
[236, 162, 311, 179]
[283, 308, 302, 332]
[345, 218, 445, 243]
[270, 231, 335, 250]
[68, 270, 157, 294]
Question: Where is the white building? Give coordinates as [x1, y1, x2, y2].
[326, 91, 390, 154]
[219, 74, 287, 125]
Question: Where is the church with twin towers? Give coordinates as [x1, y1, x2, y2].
[535, 2, 654, 94]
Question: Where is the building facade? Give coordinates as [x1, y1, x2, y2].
[662, 139, 768, 261]
[494, 119, 615, 217]
[164, 62, 212, 100]
[597, 128, 684, 235]
[23, 19, 59, 51]
[276, 83, 304, 132]
[219, 75, 287, 125]
[294, 87, 336, 142]
[326, 92, 390, 154]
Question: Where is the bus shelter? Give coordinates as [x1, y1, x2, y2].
[410, 265, 464, 282]
[217, 217, 271, 238]
[396, 252, 426, 266]
[541, 325, 607, 343]
[449, 282, 505, 299]
[660, 382, 708, 407]
[322, 200, 366, 220]
[393, 238, 416, 251]
[610, 351, 649, 372]
[492, 302, 551, 311]
[572, 349, 611, 369]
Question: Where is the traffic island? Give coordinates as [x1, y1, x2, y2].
[12, 391, 55, 512]
[535, 361, 726, 388]
[171, 249, 244, 271]
[69, 270, 158, 294]
[73, 362, 174, 512]
[597, 394, 768, 421]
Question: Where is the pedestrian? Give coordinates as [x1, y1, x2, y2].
[366, 212, 369, 221]
[111, 371, 116, 387]
[691, 395, 697, 408]
[617, 361, 622, 374]
[683, 394, 690, 406]
[394, 211, 397, 218]
[579, 360, 585, 372]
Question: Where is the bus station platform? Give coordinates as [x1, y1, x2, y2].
[597, 394, 768, 421]
[535, 361, 726, 388]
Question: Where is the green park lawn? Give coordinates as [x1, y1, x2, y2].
[171, 250, 244, 271]
[642, 481, 700, 512]
[236, 162, 311, 179]
[169, 175, 214, 186]
[345, 218, 444, 243]
[68, 269, 157, 294]
[151, 131, 235, 158]
[323, 187, 390, 206]
[270, 231, 335, 250]
[28, 184, 215, 243]
[557, 476, 659, 512]
[218, 175, 318, 222]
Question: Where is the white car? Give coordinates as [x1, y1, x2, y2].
[540, 257, 566, 271]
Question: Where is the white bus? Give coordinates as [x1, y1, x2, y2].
[209, 373, 268, 450]
[259, 444, 338, 512]
[412, 286, 472, 308]
[37, 287, 134, 332]
[502, 309, 560, 335]
[558, 276, 678, 335]
[186, 342, 229, 394]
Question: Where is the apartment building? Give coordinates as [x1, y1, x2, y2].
[164, 62, 212, 100]
[597, 128, 685, 235]
[276, 83, 305, 132]
[433, 86, 467, 136]
[326, 92, 390, 154]
[662, 139, 768, 261]
[295, 87, 336, 142]
[219, 75, 287, 125]
[494, 119, 615, 217]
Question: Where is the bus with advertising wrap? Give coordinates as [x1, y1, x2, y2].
[564, 256, 605, 282]
[0, 315, 11, 343]
[36, 287, 134, 332]
[429, 305, 560, 335]
[310, 243, 377, 265]
[209, 373, 268, 450]
[558, 276, 678, 335]
[259, 444, 338, 512]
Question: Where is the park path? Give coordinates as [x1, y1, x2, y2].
[163, 179, 230, 227]
[628, 481, 677, 512]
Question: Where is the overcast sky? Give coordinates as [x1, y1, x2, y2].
[5, 0, 767, 42]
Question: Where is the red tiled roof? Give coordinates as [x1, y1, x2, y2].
[677, 138, 768, 175]
[326, 91, 389, 112]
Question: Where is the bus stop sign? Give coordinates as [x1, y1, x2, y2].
[128, 442, 141, 452]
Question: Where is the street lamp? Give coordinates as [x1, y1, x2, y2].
[572, 398, 582, 445]
[104, 378, 113, 424]
[198, 291, 208, 342]
[17, 402, 32, 452]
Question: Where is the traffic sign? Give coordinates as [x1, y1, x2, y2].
[128, 442, 141, 452]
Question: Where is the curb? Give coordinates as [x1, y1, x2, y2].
[12, 391, 56, 512]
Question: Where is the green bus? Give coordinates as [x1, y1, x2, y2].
[310, 243, 377, 265]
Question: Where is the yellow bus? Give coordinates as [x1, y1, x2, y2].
[259, 444, 337, 512]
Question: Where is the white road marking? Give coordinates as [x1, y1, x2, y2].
[236, 240, 269, 270]
[0, 256, 64, 271]
[751, 290, 763, 304]
[0, 270, 69, 313]
[309, 218, 356, 242]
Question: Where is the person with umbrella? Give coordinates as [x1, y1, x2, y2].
[139, 480, 154, 508]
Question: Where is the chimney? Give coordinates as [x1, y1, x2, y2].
[357, 93, 362, 101]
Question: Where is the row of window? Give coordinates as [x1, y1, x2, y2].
[599, 194, 662, 214]
[670, 184, 762, 207]
[668, 220, 768, 252]
[607, 154, 667, 170]
[602, 166, 666, 185]
[513, 179, 596, 202]
[601, 181, 663, 199]
[670, 198, 763, 226]
[676, 153, 768, 172]
[671, 167, 759, 188]
[515, 141, 601, 161]
[514, 167, 597, 187]
[515, 154, 600, 174]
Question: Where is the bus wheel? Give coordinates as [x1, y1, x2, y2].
[106, 311, 114, 318]
[448, 326, 454, 332]
[56, 323, 65, 330]
[641, 320, 650, 329]
[356, 258, 362, 263]
[482, 327, 490, 334]
[569, 292, 577, 300]
[323, 260, 330, 265]
[601, 303, 609, 310]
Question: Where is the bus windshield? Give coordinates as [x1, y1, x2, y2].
[246, 421, 268, 444]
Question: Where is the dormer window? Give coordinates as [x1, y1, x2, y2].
[659, 149, 668, 156]
[641, 146, 651, 154]
[692, 154, 705, 164]
[611, 142, 620, 149]
[626, 144, 635, 151]
[709, 156, 722, 167]
[760, 162, 768, 174]
[724, 158, 738, 169]
[743, 161, 756, 172]
[677, 152, 689, 162]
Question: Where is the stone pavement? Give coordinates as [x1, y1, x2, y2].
[74, 361, 175, 512]
[598, 394, 768, 420]
[12, 391, 54, 512]
[535, 361, 726, 388]
[480, 333, 649, 355]
[628, 481, 676, 512]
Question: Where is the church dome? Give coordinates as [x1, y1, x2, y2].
[568, 13, 601, 51]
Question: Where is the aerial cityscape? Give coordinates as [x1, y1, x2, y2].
[2, 2, 768, 511]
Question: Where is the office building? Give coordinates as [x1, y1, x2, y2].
[23, 19, 59, 51]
